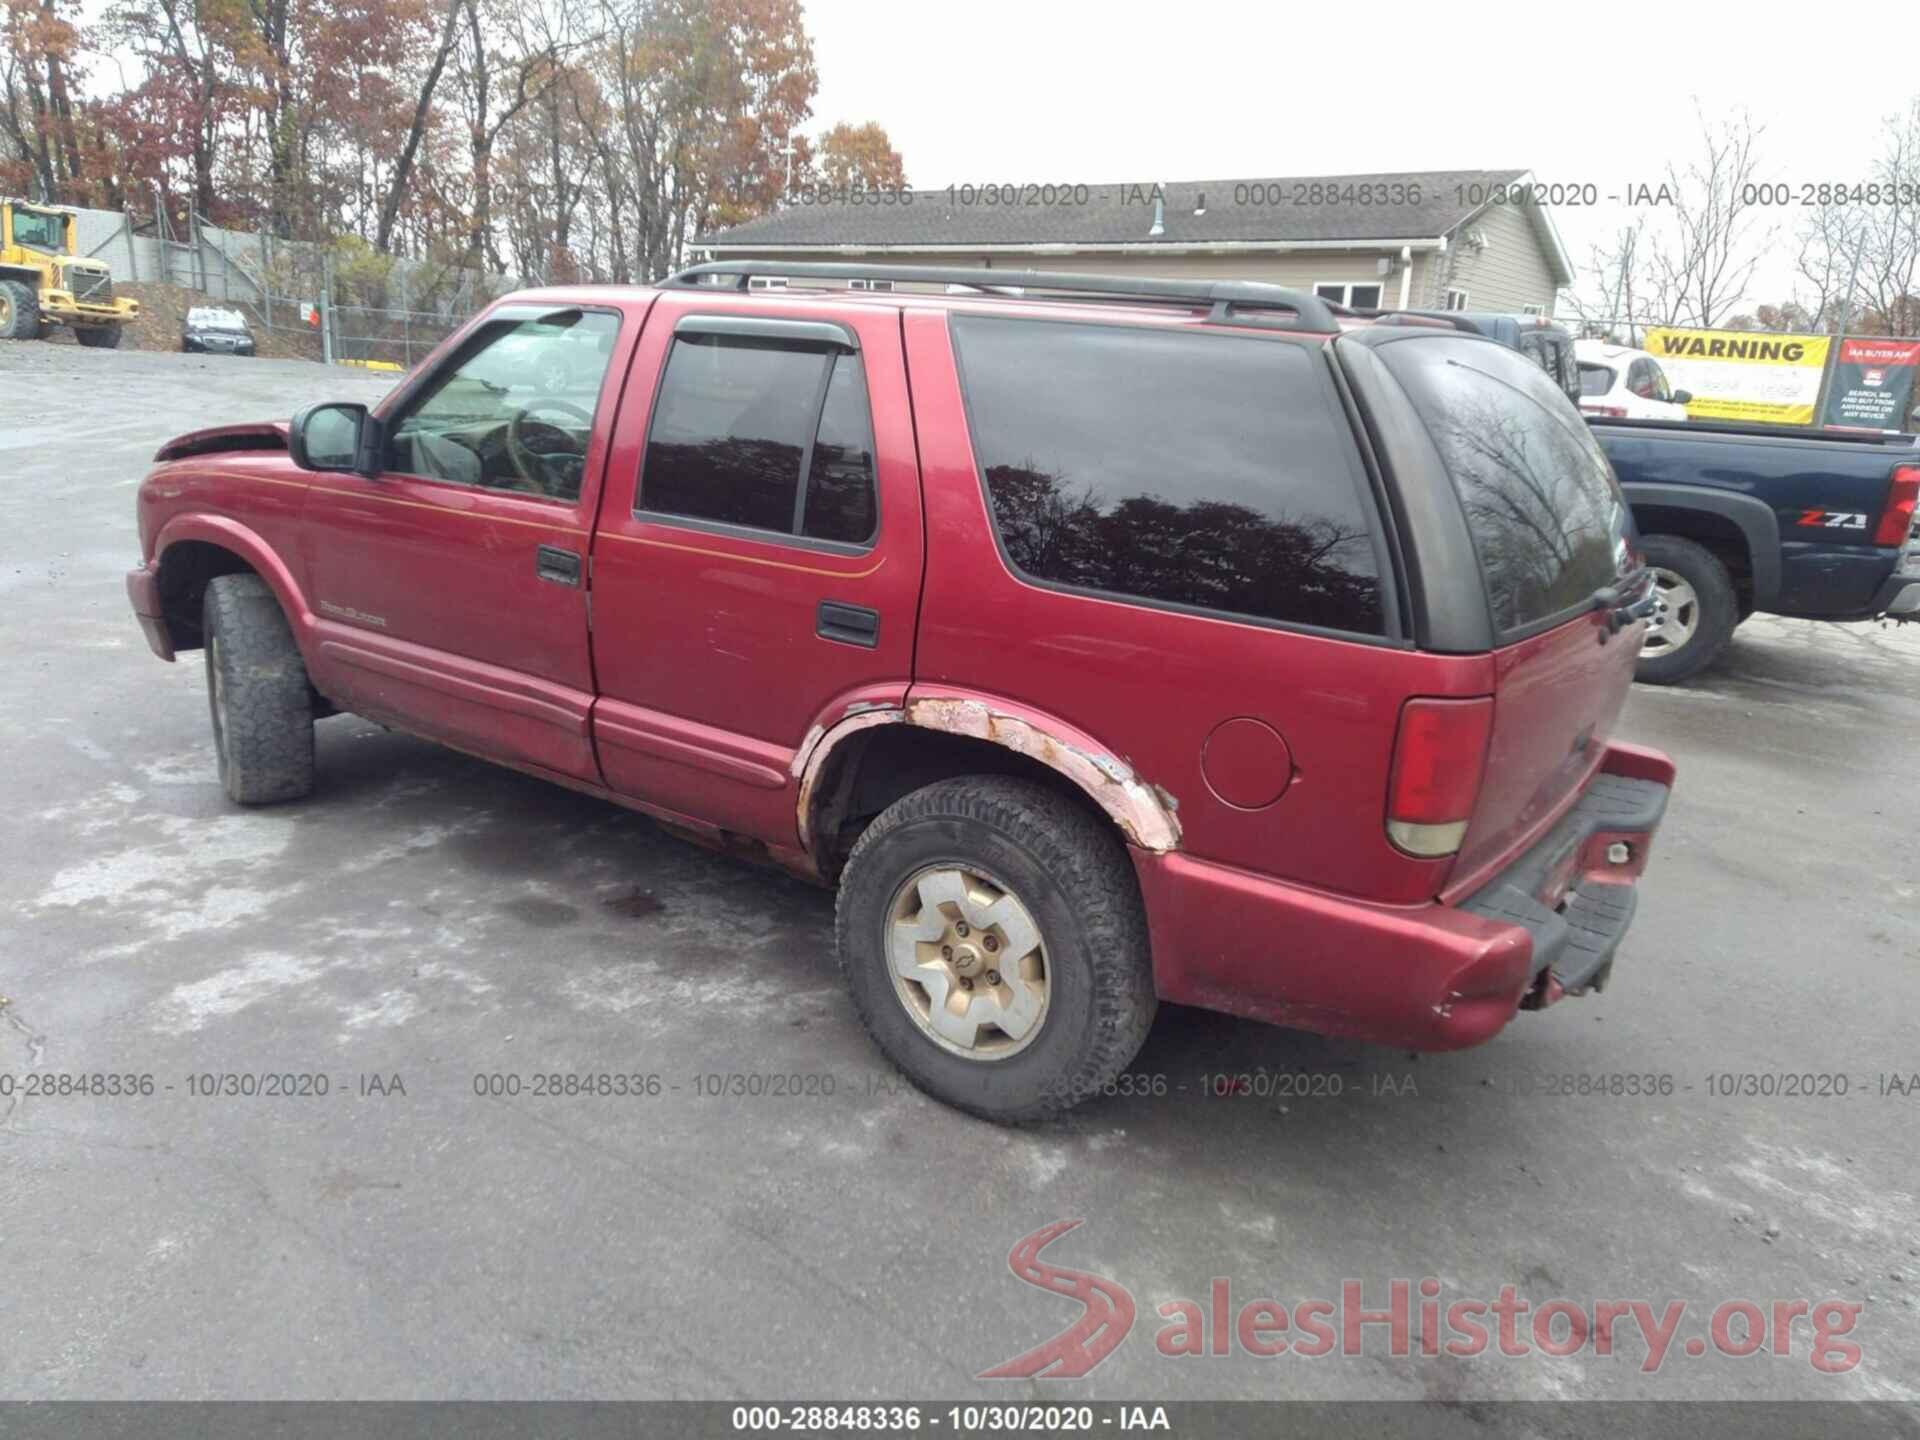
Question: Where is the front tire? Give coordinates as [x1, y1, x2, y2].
[1635, 534, 1738, 685]
[0, 279, 40, 340]
[203, 574, 316, 804]
[835, 777, 1157, 1123]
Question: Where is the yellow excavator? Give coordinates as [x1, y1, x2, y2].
[0, 197, 140, 347]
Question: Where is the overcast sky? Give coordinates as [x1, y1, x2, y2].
[802, 0, 1892, 309]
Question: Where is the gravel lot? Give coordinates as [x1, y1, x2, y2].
[3, 342, 1918, 1406]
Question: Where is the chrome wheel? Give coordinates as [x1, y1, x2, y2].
[1642, 567, 1699, 657]
[887, 866, 1050, 1060]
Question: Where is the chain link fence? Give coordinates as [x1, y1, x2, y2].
[71, 200, 532, 368]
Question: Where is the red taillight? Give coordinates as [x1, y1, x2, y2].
[1873, 465, 1920, 547]
[1386, 697, 1494, 858]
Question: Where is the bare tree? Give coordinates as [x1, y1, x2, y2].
[1641, 105, 1772, 328]
[375, 0, 464, 252]
[1565, 218, 1648, 343]
[1795, 99, 1920, 335]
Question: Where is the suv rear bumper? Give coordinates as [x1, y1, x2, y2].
[1137, 741, 1675, 1050]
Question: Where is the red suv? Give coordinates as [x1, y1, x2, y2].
[127, 262, 1674, 1121]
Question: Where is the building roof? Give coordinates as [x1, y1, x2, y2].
[696, 169, 1570, 282]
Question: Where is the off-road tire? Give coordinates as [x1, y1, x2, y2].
[202, 574, 315, 804]
[835, 776, 1157, 1123]
[74, 324, 122, 349]
[1635, 534, 1739, 685]
[0, 279, 40, 340]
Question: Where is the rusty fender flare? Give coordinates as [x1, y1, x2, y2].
[792, 696, 1182, 854]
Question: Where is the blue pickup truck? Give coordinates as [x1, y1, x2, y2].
[1589, 418, 1920, 682]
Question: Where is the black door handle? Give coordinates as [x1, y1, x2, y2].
[817, 600, 880, 648]
[536, 545, 582, 586]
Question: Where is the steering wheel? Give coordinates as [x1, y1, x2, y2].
[506, 398, 594, 494]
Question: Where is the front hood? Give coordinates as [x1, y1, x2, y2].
[154, 421, 289, 462]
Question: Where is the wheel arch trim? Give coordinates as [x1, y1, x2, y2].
[153, 514, 313, 640]
[793, 690, 1183, 855]
[1623, 482, 1780, 609]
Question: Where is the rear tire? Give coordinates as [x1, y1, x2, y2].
[203, 574, 316, 804]
[74, 324, 122, 349]
[835, 776, 1157, 1123]
[0, 279, 40, 340]
[1635, 534, 1738, 685]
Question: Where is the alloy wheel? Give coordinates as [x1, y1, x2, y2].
[886, 865, 1050, 1060]
[1642, 567, 1699, 657]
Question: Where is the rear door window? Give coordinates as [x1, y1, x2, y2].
[639, 333, 878, 545]
[951, 316, 1387, 636]
[1377, 335, 1633, 637]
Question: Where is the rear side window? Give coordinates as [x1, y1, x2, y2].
[1379, 335, 1632, 636]
[951, 317, 1386, 635]
[1578, 362, 1614, 397]
[640, 334, 877, 544]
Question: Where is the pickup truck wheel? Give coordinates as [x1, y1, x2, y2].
[1635, 534, 1737, 685]
[835, 776, 1156, 1123]
[203, 574, 316, 804]
[0, 280, 40, 340]
[74, 324, 122, 349]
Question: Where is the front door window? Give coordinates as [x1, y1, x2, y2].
[386, 310, 620, 502]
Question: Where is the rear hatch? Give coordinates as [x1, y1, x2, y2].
[1365, 332, 1647, 894]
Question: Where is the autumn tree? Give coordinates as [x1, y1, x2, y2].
[593, 0, 816, 280]
[813, 120, 904, 191]
[1, 0, 90, 203]
[7, 0, 903, 291]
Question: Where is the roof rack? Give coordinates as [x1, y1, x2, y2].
[664, 260, 1341, 332]
[1333, 304, 1480, 334]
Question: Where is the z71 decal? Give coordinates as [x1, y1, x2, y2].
[1796, 508, 1869, 530]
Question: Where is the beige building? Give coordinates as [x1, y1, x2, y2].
[694, 168, 1572, 315]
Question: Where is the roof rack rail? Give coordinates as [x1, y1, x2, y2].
[663, 260, 1341, 332]
[1336, 305, 1480, 335]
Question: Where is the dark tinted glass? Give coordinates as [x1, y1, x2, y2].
[642, 335, 826, 532]
[953, 317, 1384, 634]
[1381, 336, 1632, 635]
[802, 353, 877, 543]
[1578, 362, 1614, 397]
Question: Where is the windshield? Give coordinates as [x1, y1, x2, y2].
[188, 308, 250, 331]
[1578, 362, 1616, 397]
[1381, 335, 1635, 636]
[10, 206, 65, 251]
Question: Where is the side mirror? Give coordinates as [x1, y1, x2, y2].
[289, 402, 376, 475]
[1672, 389, 1694, 405]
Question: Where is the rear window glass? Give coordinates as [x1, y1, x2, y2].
[1381, 336, 1632, 636]
[951, 316, 1385, 635]
[1578, 362, 1615, 397]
